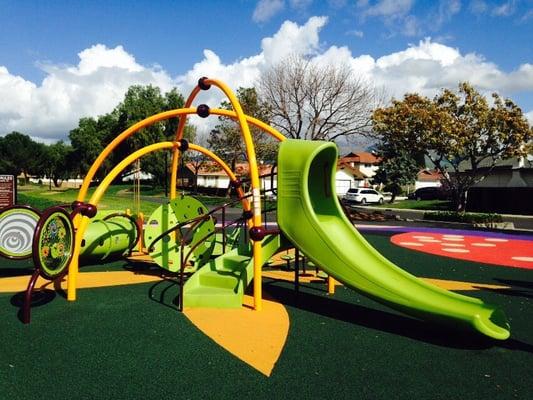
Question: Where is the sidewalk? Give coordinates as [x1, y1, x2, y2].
[352, 204, 533, 232]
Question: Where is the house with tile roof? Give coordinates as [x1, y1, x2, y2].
[335, 151, 381, 195]
[415, 169, 443, 190]
[186, 162, 277, 195]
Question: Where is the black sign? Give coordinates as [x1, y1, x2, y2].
[0, 175, 16, 208]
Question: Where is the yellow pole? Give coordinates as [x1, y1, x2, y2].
[205, 78, 264, 310]
[327, 276, 336, 295]
[212, 109, 286, 142]
[170, 86, 201, 200]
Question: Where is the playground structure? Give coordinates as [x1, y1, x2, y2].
[0, 77, 511, 340]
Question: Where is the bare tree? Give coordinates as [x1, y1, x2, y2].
[258, 54, 377, 142]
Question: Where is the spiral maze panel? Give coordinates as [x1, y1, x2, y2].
[0, 206, 40, 259]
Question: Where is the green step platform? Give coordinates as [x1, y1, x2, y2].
[183, 233, 283, 308]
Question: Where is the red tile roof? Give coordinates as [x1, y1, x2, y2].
[340, 151, 380, 164]
[417, 169, 443, 182]
[336, 162, 365, 179]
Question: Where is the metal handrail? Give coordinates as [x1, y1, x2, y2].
[177, 215, 248, 311]
[146, 192, 255, 253]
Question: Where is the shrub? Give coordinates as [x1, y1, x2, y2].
[423, 211, 502, 224]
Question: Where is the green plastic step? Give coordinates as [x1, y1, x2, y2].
[183, 234, 284, 309]
[222, 255, 251, 270]
[183, 286, 242, 308]
[199, 269, 241, 289]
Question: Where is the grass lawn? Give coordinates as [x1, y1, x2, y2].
[375, 199, 453, 210]
[16, 183, 240, 216]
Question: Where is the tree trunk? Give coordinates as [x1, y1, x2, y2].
[453, 189, 468, 212]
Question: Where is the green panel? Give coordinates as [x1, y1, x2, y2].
[277, 139, 510, 340]
[144, 196, 215, 273]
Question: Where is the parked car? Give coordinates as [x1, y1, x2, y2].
[407, 187, 449, 201]
[344, 188, 384, 205]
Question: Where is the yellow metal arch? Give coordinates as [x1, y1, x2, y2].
[168, 79, 287, 310]
[76, 108, 195, 203]
[70, 78, 288, 310]
[67, 141, 245, 300]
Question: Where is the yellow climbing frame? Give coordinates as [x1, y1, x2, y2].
[68, 78, 286, 311]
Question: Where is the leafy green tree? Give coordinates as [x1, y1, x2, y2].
[42, 141, 73, 188]
[208, 87, 277, 171]
[69, 116, 116, 180]
[372, 144, 420, 203]
[372, 82, 532, 211]
[113, 85, 186, 187]
[69, 85, 187, 187]
[0, 132, 42, 183]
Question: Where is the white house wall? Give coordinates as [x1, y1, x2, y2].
[414, 181, 442, 190]
[335, 170, 360, 195]
[195, 171, 359, 196]
[358, 165, 379, 178]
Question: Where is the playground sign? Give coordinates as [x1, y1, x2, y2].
[0, 175, 16, 208]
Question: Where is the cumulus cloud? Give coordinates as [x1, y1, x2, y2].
[0, 16, 531, 142]
[0, 45, 175, 141]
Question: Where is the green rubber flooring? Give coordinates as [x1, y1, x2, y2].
[1, 232, 532, 400]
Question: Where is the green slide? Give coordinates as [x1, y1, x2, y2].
[277, 139, 510, 340]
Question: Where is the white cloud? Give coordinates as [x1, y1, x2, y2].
[521, 9, 533, 21]
[433, 0, 461, 28]
[0, 45, 175, 141]
[492, 1, 517, 17]
[253, 0, 285, 23]
[359, 0, 414, 19]
[1, 16, 532, 142]
[346, 29, 364, 38]
[261, 16, 327, 62]
[525, 110, 533, 125]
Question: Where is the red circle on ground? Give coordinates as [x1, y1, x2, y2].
[391, 232, 533, 270]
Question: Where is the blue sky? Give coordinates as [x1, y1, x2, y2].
[0, 0, 531, 142]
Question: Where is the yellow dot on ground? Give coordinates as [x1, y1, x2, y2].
[183, 295, 289, 377]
